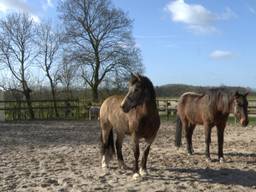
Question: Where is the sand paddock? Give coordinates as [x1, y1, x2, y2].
[0, 120, 256, 192]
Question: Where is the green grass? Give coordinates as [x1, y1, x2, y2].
[160, 114, 256, 126]
[228, 116, 256, 126]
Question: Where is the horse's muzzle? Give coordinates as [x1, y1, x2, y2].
[240, 119, 249, 127]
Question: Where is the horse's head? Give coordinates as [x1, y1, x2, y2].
[120, 73, 146, 113]
[233, 91, 249, 127]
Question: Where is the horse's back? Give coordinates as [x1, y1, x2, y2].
[99, 95, 129, 132]
[178, 92, 204, 107]
[177, 92, 205, 124]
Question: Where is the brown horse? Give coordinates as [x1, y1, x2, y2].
[175, 88, 249, 162]
[99, 74, 160, 179]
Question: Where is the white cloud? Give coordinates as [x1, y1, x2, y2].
[0, 3, 8, 12]
[47, 0, 54, 7]
[166, 0, 236, 34]
[0, 0, 32, 13]
[0, 0, 40, 22]
[43, 0, 54, 11]
[209, 50, 235, 60]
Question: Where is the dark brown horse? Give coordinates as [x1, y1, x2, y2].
[99, 74, 160, 179]
[175, 88, 249, 162]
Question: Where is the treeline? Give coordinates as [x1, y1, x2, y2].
[3, 83, 254, 102]
[3, 86, 126, 103]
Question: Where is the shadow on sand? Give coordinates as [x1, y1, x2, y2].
[147, 167, 256, 188]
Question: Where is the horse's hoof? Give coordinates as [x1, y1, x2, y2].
[102, 162, 108, 168]
[132, 173, 141, 180]
[206, 158, 212, 162]
[139, 168, 148, 176]
[118, 162, 128, 170]
[219, 157, 225, 163]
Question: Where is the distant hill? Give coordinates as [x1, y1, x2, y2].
[155, 84, 254, 98]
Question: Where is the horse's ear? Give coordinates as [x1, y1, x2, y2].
[135, 73, 141, 81]
[130, 73, 138, 83]
[234, 91, 240, 98]
[244, 91, 249, 97]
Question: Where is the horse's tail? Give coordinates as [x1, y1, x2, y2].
[100, 128, 115, 161]
[175, 115, 182, 147]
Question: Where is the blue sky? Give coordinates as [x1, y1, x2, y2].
[0, 0, 255, 88]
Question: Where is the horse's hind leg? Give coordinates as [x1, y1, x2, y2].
[115, 133, 127, 169]
[186, 124, 195, 155]
[100, 121, 114, 168]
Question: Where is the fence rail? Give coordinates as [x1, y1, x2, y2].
[0, 99, 83, 121]
[0, 99, 256, 121]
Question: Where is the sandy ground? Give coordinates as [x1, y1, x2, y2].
[0, 120, 256, 192]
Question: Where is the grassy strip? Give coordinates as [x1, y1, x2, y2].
[160, 114, 256, 126]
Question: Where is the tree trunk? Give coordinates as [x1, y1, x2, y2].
[24, 89, 34, 120]
[92, 85, 99, 102]
[22, 80, 34, 120]
[48, 76, 59, 118]
[51, 86, 59, 118]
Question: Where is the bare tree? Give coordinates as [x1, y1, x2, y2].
[36, 21, 61, 117]
[57, 56, 78, 99]
[58, 0, 143, 102]
[0, 13, 36, 119]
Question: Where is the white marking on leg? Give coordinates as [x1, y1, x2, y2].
[101, 155, 108, 168]
[219, 157, 225, 163]
[139, 168, 148, 176]
[132, 173, 140, 180]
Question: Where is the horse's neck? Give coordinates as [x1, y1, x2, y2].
[217, 96, 234, 114]
[228, 100, 236, 114]
[143, 99, 158, 115]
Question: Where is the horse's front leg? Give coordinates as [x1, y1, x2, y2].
[204, 125, 212, 162]
[140, 142, 151, 176]
[116, 134, 128, 169]
[132, 134, 140, 179]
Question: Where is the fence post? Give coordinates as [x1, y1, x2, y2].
[0, 91, 5, 121]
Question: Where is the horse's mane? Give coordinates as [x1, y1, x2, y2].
[130, 75, 156, 101]
[204, 87, 234, 113]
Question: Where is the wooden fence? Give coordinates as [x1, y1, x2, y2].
[0, 99, 82, 121]
[0, 98, 256, 121]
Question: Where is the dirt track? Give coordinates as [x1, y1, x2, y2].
[0, 120, 256, 192]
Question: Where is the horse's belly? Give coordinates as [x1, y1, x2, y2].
[109, 115, 130, 134]
[186, 112, 204, 125]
